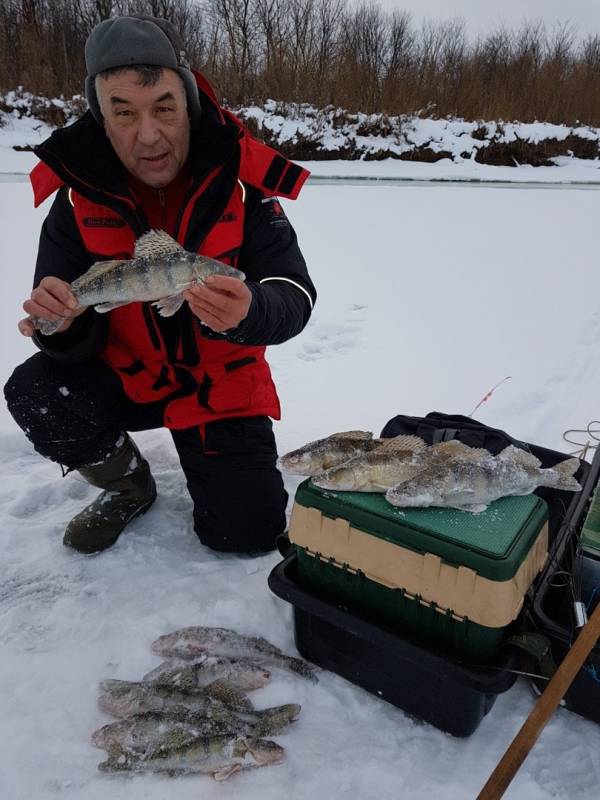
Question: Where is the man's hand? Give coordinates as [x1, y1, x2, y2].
[18, 276, 87, 337]
[184, 275, 252, 333]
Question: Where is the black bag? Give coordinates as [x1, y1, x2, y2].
[380, 411, 571, 470]
[380, 411, 529, 455]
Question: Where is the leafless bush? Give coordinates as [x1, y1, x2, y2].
[1, 1, 600, 125]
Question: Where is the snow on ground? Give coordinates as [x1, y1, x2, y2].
[1, 159, 600, 800]
[0, 114, 54, 173]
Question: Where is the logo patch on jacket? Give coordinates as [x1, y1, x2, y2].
[83, 216, 126, 228]
[261, 197, 289, 228]
[219, 211, 238, 223]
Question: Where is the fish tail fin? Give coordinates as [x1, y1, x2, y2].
[255, 703, 301, 735]
[29, 316, 65, 336]
[283, 655, 318, 681]
[542, 458, 582, 491]
[98, 745, 134, 772]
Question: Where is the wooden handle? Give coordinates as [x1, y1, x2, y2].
[476, 600, 600, 800]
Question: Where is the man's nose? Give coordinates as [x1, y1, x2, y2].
[137, 113, 161, 146]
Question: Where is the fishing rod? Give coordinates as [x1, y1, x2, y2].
[475, 600, 600, 800]
[467, 376, 512, 418]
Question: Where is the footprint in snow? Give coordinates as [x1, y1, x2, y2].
[298, 326, 358, 360]
[298, 312, 364, 361]
[8, 477, 89, 519]
[346, 304, 368, 324]
[578, 309, 600, 347]
[0, 570, 72, 611]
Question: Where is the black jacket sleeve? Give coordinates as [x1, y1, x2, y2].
[215, 186, 316, 346]
[31, 188, 109, 362]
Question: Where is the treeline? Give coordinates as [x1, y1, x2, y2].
[2, 0, 600, 125]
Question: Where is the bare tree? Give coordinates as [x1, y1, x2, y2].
[2, 0, 600, 125]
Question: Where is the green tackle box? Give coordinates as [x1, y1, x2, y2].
[581, 484, 600, 557]
[288, 480, 549, 663]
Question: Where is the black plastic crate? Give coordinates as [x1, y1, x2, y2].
[268, 552, 523, 736]
[529, 445, 600, 724]
[270, 440, 594, 736]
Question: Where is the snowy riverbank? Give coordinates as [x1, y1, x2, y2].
[2, 91, 600, 183]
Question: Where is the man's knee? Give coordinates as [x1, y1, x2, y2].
[193, 469, 288, 554]
[5, 358, 34, 403]
[194, 516, 285, 554]
[3, 354, 49, 423]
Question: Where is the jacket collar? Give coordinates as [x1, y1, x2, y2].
[33, 91, 240, 199]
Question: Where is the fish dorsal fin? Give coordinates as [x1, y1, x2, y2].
[500, 445, 541, 468]
[431, 440, 485, 460]
[378, 435, 426, 453]
[451, 443, 491, 462]
[330, 431, 373, 440]
[133, 229, 185, 259]
[71, 259, 123, 290]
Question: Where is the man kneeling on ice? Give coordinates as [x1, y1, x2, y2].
[4, 15, 315, 555]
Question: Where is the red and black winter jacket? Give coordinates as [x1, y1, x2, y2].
[29, 71, 316, 429]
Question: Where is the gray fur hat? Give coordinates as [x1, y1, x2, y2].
[84, 15, 202, 128]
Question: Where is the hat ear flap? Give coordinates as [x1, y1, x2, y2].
[180, 68, 202, 130]
[85, 75, 104, 125]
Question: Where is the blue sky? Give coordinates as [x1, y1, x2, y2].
[375, 0, 600, 38]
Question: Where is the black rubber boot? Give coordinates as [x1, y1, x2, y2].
[63, 435, 157, 554]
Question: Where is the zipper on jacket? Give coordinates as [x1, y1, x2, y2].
[173, 167, 213, 242]
[158, 188, 167, 230]
[142, 304, 163, 352]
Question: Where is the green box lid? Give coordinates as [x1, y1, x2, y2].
[295, 479, 548, 581]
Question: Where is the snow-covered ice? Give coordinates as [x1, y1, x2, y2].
[1, 154, 600, 799]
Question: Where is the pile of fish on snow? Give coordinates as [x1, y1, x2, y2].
[92, 626, 316, 780]
[280, 431, 582, 512]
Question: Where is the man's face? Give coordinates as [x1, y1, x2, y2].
[97, 68, 190, 188]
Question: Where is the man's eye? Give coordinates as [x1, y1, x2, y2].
[116, 110, 132, 117]
[157, 106, 175, 113]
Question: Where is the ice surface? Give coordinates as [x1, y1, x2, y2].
[1, 142, 600, 799]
